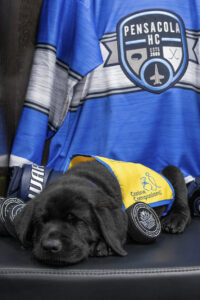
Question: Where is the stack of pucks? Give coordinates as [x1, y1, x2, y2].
[126, 202, 161, 243]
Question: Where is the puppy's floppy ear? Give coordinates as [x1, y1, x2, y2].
[13, 200, 35, 248]
[93, 206, 127, 256]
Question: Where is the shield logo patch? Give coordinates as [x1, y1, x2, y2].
[117, 10, 188, 93]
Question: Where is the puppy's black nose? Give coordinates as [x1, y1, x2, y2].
[42, 238, 62, 253]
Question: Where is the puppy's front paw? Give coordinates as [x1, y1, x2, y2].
[93, 240, 114, 257]
[161, 211, 191, 234]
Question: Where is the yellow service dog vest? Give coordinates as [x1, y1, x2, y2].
[67, 155, 175, 216]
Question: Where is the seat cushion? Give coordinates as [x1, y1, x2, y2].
[0, 218, 200, 300]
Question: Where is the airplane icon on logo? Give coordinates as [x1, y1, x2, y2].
[150, 64, 165, 85]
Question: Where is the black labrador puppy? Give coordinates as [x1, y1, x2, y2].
[12, 160, 190, 266]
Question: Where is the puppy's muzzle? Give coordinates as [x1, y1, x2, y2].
[40, 223, 63, 254]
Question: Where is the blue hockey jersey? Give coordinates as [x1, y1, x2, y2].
[10, 0, 200, 180]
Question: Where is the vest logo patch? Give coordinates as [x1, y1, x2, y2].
[117, 10, 188, 93]
[140, 172, 161, 192]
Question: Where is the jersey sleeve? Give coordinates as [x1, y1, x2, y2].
[10, 0, 103, 167]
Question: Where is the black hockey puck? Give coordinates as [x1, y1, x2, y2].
[126, 202, 161, 243]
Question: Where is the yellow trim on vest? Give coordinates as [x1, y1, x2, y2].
[68, 155, 174, 210]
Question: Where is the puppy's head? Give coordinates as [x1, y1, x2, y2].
[14, 177, 128, 266]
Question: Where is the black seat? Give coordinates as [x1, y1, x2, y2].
[0, 218, 200, 300]
[1, 2, 200, 299]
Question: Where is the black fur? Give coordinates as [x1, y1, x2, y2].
[13, 161, 190, 266]
[160, 165, 191, 233]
